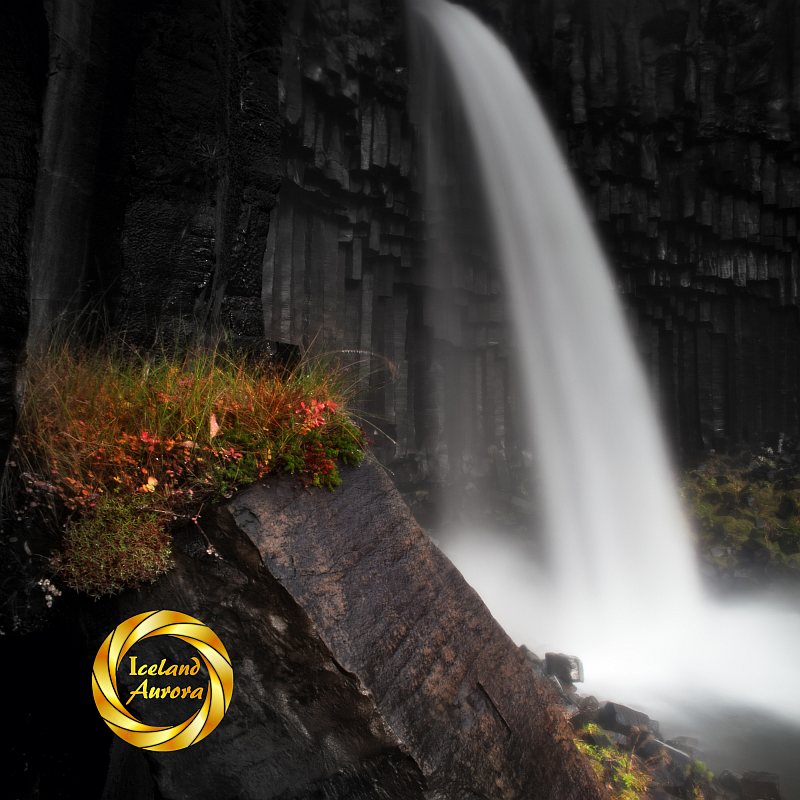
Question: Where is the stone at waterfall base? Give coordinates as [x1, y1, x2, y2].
[599, 701, 660, 738]
[544, 651, 585, 684]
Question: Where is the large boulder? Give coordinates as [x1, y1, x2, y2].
[87, 458, 606, 799]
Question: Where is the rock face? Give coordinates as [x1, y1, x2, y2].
[263, 0, 424, 461]
[0, 0, 287, 477]
[18, 0, 287, 349]
[98, 514, 429, 800]
[61, 460, 604, 800]
[251, 0, 800, 474]
[5, 0, 800, 472]
[0, 0, 46, 466]
[524, 0, 800, 456]
[220, 459, 604, 799]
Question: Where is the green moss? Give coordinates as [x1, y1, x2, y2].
[715, 516, 753, 542]
[52, 495, 172, 597]
[689, 759, 714, 785]
[681, 452, 800, 580]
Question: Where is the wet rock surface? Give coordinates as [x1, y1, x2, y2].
[599, 702, 661, 739]
[96, 523, 430, 800]
[221, 458, 606, 799]
[10, 460, 606, 800]
[545, 651, 586, 684]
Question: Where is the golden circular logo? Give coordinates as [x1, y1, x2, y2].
[92, 610, 234, 751]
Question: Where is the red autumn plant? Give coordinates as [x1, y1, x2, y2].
[12, 342, 366, 596]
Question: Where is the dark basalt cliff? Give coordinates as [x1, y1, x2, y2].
[0, 1, 47, 468]
[0, 0, 288, 459]
[4, 0, 800, 476]
[4, 3, 800, 797]
[26, 0, 287, 347]
[12, 461, 606, 800]
[524, 0, 800, 454]
[263, 0, 423, 460]
[252, 0, 800, 473]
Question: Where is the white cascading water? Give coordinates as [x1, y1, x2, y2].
[409, 0, 800, 768]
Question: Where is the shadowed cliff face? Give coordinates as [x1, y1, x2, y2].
[267, 0, 800, 472]
[108, 0, 287, 346]
[21, 0, 287, 350]
[263, 0, 422, 460]
[4, 0, 800, 473]
[523, 0, 800, 455]
[0, 1, 47, 467]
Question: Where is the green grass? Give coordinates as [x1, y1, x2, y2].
[11, 341, 366, 596]
[574, 723, 714, 800]
[574, 732, 650, 800]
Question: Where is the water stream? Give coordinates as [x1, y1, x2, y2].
[409, 0, 800, 786]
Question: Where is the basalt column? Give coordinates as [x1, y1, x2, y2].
[525, 0, 800, 456]
[266, 0, 531, 487]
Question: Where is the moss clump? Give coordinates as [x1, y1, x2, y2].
[51, 495, 172, 597]
[12, 342, 366, 596]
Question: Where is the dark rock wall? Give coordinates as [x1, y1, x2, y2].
[27, 0, 113, 346]
[110, 0, 286, 346]
[267, 0, 537, 483]
[5, 0, 800, 471]
[20, 0, 286, 350]
[525, 0, 800, 454]
[268, 0, 800, 465]
[0, 0, 286, 472]
[0, 1, 47, 466]
[264, 0, 425, 459]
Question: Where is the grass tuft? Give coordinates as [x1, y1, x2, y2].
[11, 341, 366, 596]
[574, 726, 651, 800]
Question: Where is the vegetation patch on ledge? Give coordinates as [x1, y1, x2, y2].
[681, 446, 800, 586]
[7, 342, 365, 598]
[574, 721, 714, 800]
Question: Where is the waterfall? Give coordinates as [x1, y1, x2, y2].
[410, 0, 700, 627]
[409, 0, 800, 746]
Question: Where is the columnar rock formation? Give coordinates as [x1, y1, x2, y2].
[14, 0, 286, 351]
[263, 0, 423, 457]
[2, 0, 800, 471]
[526, 0, 800, 454]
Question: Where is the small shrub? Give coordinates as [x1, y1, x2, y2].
[12, 341, 366, 596]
